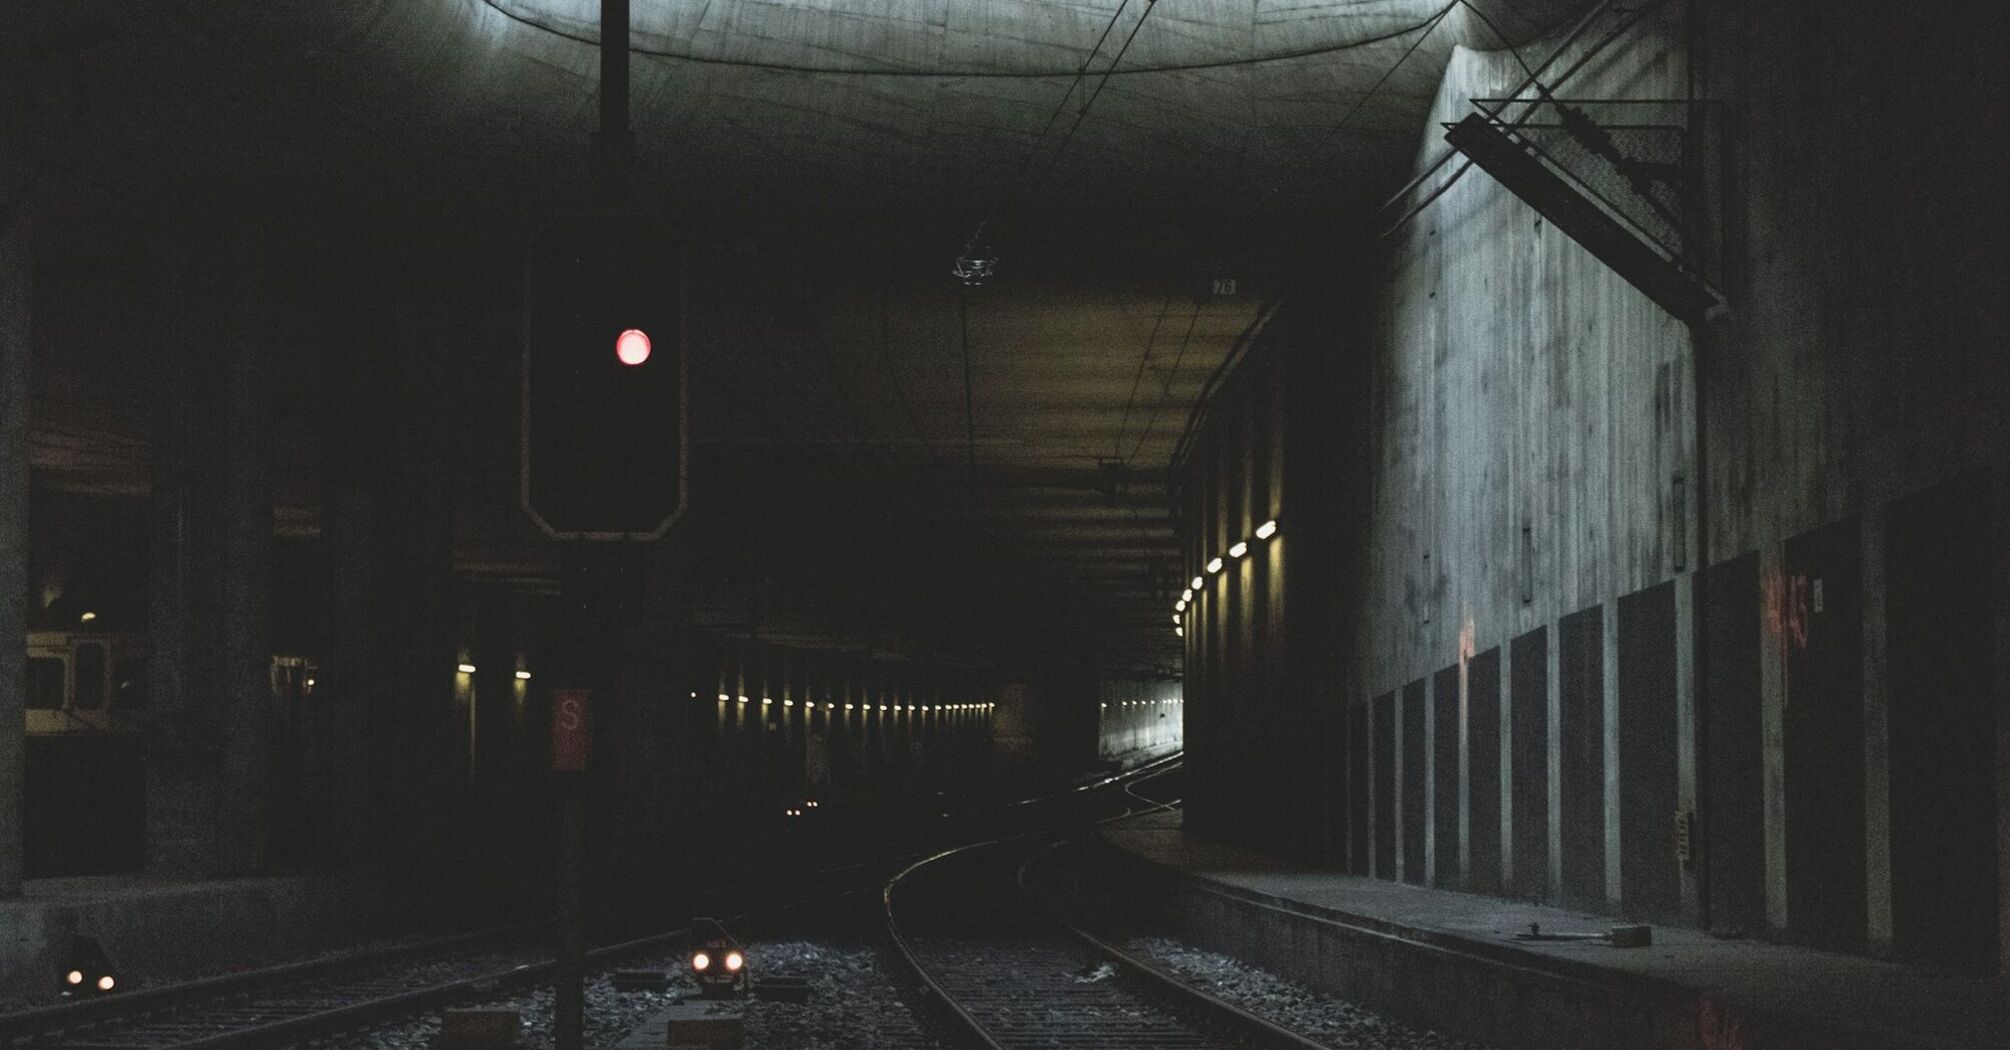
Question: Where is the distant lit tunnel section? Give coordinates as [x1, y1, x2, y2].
[1099, 682, 1182, 770]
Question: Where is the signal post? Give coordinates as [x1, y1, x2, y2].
[520, 4, 685, 1049]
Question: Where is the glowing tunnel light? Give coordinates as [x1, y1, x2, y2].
[515, 670, 532, 681]
[1206, 557, 1223, 574]
[457, 663, 477, 674]
[1256, 519, 1278, 539]
[1180, 588, 1192, 603]
[1228, 540, 1249, 559]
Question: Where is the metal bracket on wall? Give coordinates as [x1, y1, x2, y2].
[1448, 98, 1729, 323]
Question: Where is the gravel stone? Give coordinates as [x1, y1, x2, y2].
[1124, 936, 1499, 1050]
[316, 938, 944, 1050]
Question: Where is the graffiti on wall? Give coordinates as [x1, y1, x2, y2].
[1761, 566, 1811, 653]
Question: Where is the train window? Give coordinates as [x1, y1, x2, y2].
[73, 644, 107, 710]
[28, 657, 65, 710]
[113, 657, 148, 710]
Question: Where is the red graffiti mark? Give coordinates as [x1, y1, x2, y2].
[1699, 999, 1746, 1050]
[1761, 567, 1810, 652]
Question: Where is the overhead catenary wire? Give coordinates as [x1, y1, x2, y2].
[877, 283, 944, 465]
[475, 0, 1468, 79]
[1112, 295, 1175, 461]
[1377, 0, 1653, 238]
[1124, 299, 1203, 465]
[1016, 0, 1161, 206]
[1273, 0, 1460, 193]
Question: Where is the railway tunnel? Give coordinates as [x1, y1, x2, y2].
[2, 1, 2007, 1047]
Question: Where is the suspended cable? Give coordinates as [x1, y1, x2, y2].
[1457, 0, 1540, 82]
[1125, 299, 1203, 464]
[1019, 0, 1160, 203]
[958, 286, 977, 491]
[1378, 0, 1656, 237]
[878, 283, 943, 464]
[475, 0, 1461, 79]
[1112, 295, 1175, 461]
[1282, 0, 1459, 186]
[1023, 0, 1134, 180]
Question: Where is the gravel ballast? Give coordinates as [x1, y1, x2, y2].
[320, 937, 944, 1050]
[1124, 936, 1498, 1050]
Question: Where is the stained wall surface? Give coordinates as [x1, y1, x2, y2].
[1182, 0, 2010, 973]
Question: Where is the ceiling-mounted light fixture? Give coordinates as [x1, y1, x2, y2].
[1206, 557, 1223, 574]
[1189, 575, 1204, 590]
[1228, 540, 1249, 559]
[951, 222, 998, 286]
[1256, 519, 1278, 539]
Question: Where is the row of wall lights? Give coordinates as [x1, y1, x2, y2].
[1100, 699, 1183, 709]
[710, 693, 994, 714]
[457, 663, 533, 681]
[1174, 518, 1279, 638]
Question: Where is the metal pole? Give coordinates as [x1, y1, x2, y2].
[554, 767, 586, 1050]
[554, 540, 590, 1050]
[0, 204, 28, 898]
[554, 4, 635, 1045]
[594, 0, 634, 207]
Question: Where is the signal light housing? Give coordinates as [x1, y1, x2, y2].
[521, 211, 687, 540]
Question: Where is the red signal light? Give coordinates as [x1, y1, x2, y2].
[616, 328, 651, 366]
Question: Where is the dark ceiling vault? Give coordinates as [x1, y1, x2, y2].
[7, 0, 1592, 673]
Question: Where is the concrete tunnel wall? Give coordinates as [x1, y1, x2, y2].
[1182, 0, 2010, 975]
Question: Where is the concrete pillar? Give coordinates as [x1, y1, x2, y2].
[1860, 508, 1893, 952]
[0, 209, 29, 896]
[1759, 541, 1790, 931]
[1545, 616, 1563, 901]
[1674, 574, 1702, 921]
[1499, 642, 1516, 890]
[1603, 596, 1622, 908]
[318, 230, 457, 875]
[1994, 466, 2010, 979]
[146, 194, 273, 879]
[1421, 668, 1438, 886]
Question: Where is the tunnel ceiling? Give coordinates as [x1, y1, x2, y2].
[11, 0, 1585, 674]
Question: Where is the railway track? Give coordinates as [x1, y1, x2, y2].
[882, 760, 1330, 1050]
[1, 756, 1184, 1050]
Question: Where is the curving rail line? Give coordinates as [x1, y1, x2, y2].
[1, 757, 1185, 1050]
[881, 757, 1333, 1050]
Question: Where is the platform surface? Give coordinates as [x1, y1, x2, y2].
[1104, 809, 2009, 1050]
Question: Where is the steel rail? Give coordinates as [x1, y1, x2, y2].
[7, 758, 1185, 1050]
[1017, 841, 1334, 1050]
[0, 924, 531, 1049]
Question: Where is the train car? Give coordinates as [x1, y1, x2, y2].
[23, 631, 150, 876]
[26, 631, 150, 735]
